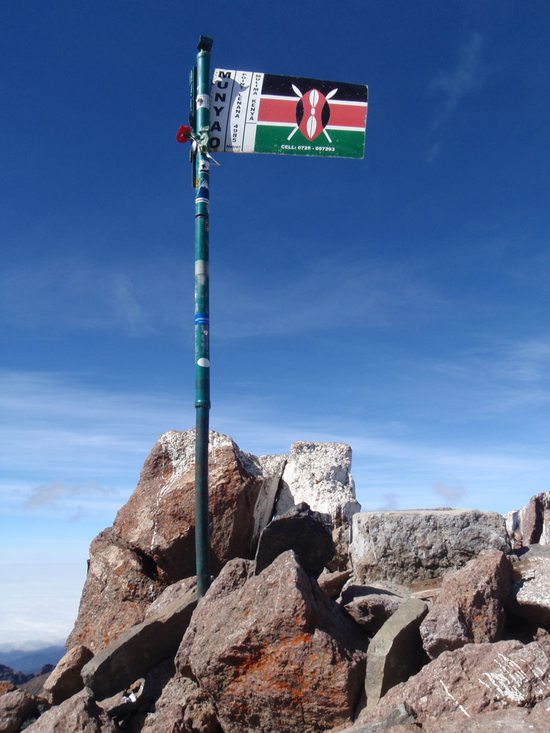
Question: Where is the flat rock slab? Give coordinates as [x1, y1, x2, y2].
[82, 586, 197, 700]
[420, 550, 512, 659]
[23, 690, 113, 733]
[350, 510, 509, 585]
[508, 544, 550, 627]
[178, 551, 368, 733]
[255, 502, 335, 578]
[363, 638, 550, 726]
[365, 598, 428, 710]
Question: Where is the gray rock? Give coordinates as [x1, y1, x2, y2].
[82, 586, 197, 700]
[255, 502, 335, 578]
[334, 703, 417, 732]
[365, 598, 428, 710]
[508, 544, 550, 627]
[43, 644, 93, 705]
[350, 509, 510, 585]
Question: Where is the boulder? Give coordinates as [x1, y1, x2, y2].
[362, 638, 550, 726]
[365, 598, 428, 710]
[255, 502, 335, 578]
[506, 491, 550, 547]
[341, 586, 404, 635]
[43, 644, 93, 705]
[66, 527, 164, 653]
[0, 690, 41, 733]
[420, 550, 513, 659]
[508, 544, 550, 628]
[350, 509, 509, 585]
[113, 429, 267, 580]
[82, 585, 197, 700]
[68, 429, 276, 652]
[274, 442, 361, 569]
[23, 690, 114, 732]
[178, 551, 369, 733]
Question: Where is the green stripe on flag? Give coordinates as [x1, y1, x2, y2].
[254, 125, 365, 159]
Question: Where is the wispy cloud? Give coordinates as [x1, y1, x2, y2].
[0, 260, 184, 337]
[432, 31, 485, 123]
[213, 255, 441, 338]
[433, 482, 466, 503]
[432, 335, 550, 414]
[23, 480, 108, 510]
[2, 368, 549, 528]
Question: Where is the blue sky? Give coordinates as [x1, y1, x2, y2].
[2, 0, 550, 648]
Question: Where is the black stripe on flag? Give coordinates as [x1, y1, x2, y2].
[261, 74, 368, 103]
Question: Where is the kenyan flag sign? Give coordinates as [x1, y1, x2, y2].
[209, 69, 368, 159]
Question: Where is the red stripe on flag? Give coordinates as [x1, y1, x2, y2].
[258, 97, 367, 128]
[258, 98, 296, 123]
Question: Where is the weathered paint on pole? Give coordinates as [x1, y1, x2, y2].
[193, 35, 213, 598]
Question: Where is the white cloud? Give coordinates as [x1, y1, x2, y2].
[432, 31, 485, 121]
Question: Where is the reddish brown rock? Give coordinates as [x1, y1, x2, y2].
[318, 569, 352, 599]
[0, 690, 41, 733]
[420, 550, 513, 659]
[178, 551, 369, 733]
[113, 430, 265, 580]
[140, 674, 221, 733]
[82, 584, 197, 700]
[422, 702, 550, 732]
[24, 690, 114, 732]
[66, 527, 164, 653]
[363, 639, 550, 726]
[509, 491, 550, 546]
[43, 644, 93, 705]
[0, 682, 16, 697]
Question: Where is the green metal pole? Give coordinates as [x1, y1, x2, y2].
[193, 36, 213, 598]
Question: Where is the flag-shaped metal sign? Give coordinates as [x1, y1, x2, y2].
[209, 69, 368, 159]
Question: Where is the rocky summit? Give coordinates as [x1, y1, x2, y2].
[4, 429, 550, 732]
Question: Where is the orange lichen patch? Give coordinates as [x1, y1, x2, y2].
[225, 633, 316, 706]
